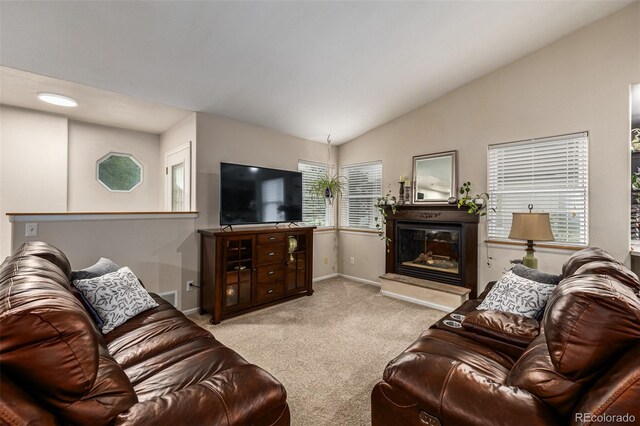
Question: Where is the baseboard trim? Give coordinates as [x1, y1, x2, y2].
[339, 274, 381, 287]
[181, 307, 199, 316]
[380, 290, 453, 312]
[313, 273, 339, 282]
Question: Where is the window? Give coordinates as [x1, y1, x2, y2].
[96, 152, 143, 192]
[298, 161, 333, 227]
[488, 132, 588, 246]
[340, 161, 382, 229]
[261, 177, 285, 222]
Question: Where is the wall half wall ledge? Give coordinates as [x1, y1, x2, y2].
[7, 211, 198, 222]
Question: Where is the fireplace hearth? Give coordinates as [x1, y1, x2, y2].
[384, 205, 478, 297]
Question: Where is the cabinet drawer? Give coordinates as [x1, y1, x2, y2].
[258, 233, 285, 244]
[257, 264, 284, 283]
[256, 282, 285, 303]
[257, 243, 285, 264]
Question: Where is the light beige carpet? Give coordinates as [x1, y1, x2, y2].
[190, 277, 443, 426]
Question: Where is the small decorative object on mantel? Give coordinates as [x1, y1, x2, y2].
[404, 182, 411, 204]
[398, 176, 406, 205]
[374, 188, 398, 251]
[308, 135, 346, 206]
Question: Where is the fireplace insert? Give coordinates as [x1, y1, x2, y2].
[395, 222, 464, 286]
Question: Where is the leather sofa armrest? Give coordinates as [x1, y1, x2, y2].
[461, 310, 540, 347]
[0, 375, 58, 426]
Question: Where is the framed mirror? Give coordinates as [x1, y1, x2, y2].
[412, 150, 457, 204]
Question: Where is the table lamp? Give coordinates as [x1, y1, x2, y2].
[508, 204, 554, 269]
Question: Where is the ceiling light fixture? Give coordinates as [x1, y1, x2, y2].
[37, 92, 78, 107]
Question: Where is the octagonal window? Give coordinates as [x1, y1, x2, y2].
[96, 153, 143, 192]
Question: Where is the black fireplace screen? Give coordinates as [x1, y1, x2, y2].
[397, 225, 460, 275]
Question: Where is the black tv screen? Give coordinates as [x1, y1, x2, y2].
[220, 162, 303, 225]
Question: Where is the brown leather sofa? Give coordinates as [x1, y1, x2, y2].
[0, 242, 290, 426]
[372, 247, 640, 426]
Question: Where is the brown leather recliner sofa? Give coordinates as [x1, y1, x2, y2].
[0, 242, 290, 426]
[372, 247, 640, 426]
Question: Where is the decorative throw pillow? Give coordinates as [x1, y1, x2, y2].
[511, 264, 561, 285]
[71, 257, 121, 281]
[477, 270, 556, 319]
[73, 267, 158, 334]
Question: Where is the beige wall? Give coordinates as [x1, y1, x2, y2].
[68, 121, 160, 211]
[195, 112, 339, 282]
[159, 113, 197, 210]
[337, 3, 640, 290]
[12, 217, 197, 308]
[0, 106, 68, 258]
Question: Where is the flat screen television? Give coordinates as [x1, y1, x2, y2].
[220, 162, 303, 225]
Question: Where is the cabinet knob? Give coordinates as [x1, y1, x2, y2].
[268, 252, 275, 256]
[269, 236, 276, 240]
[267, 271, 275, 275]
[267, 289, 274, 294]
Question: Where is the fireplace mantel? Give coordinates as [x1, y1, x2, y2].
[384, 204, 479, 298]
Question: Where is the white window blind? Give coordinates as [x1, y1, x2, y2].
[298, 161, 334, 227]
[488, 132, 588, 246]
[340, 161, 382, 229]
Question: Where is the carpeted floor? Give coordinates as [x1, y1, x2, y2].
[190, 277, 443, 426]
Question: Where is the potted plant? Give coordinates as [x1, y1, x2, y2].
[374, 187, 398, 251]
[457, 181, 491, 216]
[308, 172, 346, 205]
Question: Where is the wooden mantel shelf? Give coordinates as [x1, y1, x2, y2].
[7, 211, 199, 222]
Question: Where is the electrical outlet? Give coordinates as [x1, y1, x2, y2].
[186, 280, 194, 292]
[350, 257, 355, 265]
[323, 256, 329, 264]
[25, 223, 38, 237]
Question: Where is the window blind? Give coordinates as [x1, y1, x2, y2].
[340, 161, 382, 229]
[488, 132, 588, 246]
[298, 161, 334, 227]
[261, 178, 285, 223]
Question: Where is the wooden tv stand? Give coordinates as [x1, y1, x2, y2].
[198, 226, 315, 324]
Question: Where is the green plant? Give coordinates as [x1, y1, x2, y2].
[632, 128, 640, 152]
[633, 167, 640, 191]
[457, 181, 492, 216]
[374, 188, 397, 251]
[307, 173, 346, 205]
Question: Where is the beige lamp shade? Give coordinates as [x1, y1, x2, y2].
[508, 213, 555, 241]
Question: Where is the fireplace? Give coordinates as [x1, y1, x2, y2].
[385, 205, 478, 297]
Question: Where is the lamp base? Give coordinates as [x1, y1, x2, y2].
[522, 240, 538, 269]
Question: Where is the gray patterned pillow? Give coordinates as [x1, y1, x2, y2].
[477, 270, 555, 319]
[74, 267, 158, 334]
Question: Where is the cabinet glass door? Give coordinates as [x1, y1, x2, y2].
[286, 233, 307, 293]
[224, 237, 253, 310]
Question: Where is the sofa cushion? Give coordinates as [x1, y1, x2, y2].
[74, 267, 158, 334]
[507, 333, 587, 418]
[461, 310, 539, 347]
[573, 261, 640, 291]
[0, 257, 137, 424]
[477, 271, 555, 319]
[544, 274, 640, 379]
[571, 343, 640, 426]
[511, 264, 561, 285]
[561, 247, 619, 278]
[10, 241, 72, 279]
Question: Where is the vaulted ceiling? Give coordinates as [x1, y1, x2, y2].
[0, 1, 633, 142]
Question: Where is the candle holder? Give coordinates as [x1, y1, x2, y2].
[404, 185, 411, 204]
[398, 181, 405, 205]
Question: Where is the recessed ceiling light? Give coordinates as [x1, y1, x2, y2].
[37, 92, 78, 107]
